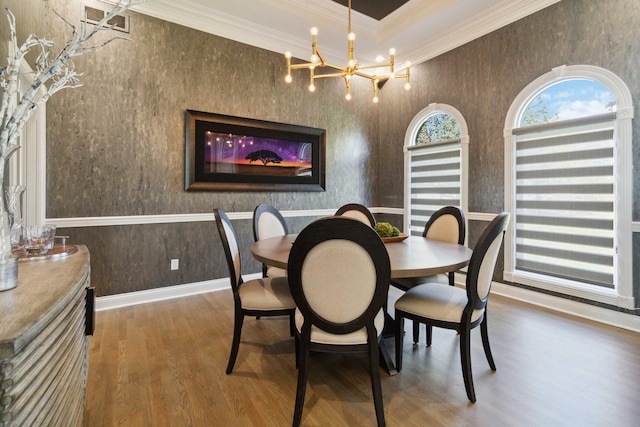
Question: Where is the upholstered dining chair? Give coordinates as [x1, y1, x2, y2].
[287, 216, 391, 427]
[335, 203, 376, 227]
[392, 205, 466, 290]
[394, 212, 510, 403]
[390, 205, 466, 344]
[214, 208, 296, 374]
[253, 204, 289, 278]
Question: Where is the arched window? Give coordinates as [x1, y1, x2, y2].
[504, 65, 634, 308]
[404, 103, 468, 236]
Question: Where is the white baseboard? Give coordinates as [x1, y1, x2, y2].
[97, 272, 640, 334]
[489, 280, 640, 333]
[96, 276, 244, 311]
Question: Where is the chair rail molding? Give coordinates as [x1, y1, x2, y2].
[46, 207, 405, 228]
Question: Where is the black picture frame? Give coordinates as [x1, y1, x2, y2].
[185, 110, 326, 192]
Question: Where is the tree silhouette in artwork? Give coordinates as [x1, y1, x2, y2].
[245, 150, 283, 166]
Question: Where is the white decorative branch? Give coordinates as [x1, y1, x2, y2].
[0, 0, 143, 162]
[0, 0, 142, 259]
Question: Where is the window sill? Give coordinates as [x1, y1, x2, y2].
[504, 270, 635, 309]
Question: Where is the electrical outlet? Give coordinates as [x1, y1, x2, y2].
[170, 259, 179, 270]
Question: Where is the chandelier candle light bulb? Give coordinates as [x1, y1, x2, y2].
[284, 0, 411, 103]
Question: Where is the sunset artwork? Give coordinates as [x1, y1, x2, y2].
[186, 110, 325, 191]
[204, 131, 313, 177]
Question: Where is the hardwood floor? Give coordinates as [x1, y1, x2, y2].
[86, 288, 640, 426]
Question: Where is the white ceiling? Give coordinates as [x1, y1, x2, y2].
[124, 0, 561, 68]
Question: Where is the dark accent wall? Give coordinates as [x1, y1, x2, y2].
[2, 0, 639, 307]
[1, 0, 380, 296]
[378, 0, 640, 308]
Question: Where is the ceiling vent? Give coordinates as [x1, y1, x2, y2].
[84, 5, 130, 33]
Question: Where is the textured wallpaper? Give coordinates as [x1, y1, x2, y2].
[24, 0, 381, 295]
[2, 0, 639, 299]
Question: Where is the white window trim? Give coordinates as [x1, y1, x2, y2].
[504, 64, 634, 309]
[403, 102, 469, 236]
[12, 46, 47, 227]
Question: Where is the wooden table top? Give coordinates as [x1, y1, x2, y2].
[0, 245, 90, 358]
[251, 234, 472, 279]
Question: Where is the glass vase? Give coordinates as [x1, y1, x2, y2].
[5, 185, 25, 250]
[0, 184, 20, 291]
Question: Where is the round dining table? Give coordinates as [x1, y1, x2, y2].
[251, 234, 472, 279]
[251, 233, 473, 376]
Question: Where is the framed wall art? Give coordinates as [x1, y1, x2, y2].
[185, 110, 326, 192]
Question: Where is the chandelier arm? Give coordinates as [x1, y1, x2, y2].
[316, 62, 347, 72]
[288, 63, 316, 70]
[313, 72, 346, 79]
[352, 70, 384, 80]
[314, 48, 326, 65]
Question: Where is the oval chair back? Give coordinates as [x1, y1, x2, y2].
[253, 204, 289, 277]
[392, 205, 466, 294]
[423, 205, 466, 245]
[215, 208, 243, 292]
[335, 203, 376, 227]
[288, 216, 390, 334]
[464, 212, 510, 318]
[253, 204, 288, 241]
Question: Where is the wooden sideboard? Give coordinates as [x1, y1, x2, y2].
[0, 245, 92, 426]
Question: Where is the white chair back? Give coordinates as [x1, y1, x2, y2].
[426, 214, 461, 243]
[258, 211, 287, 240]
[300, 239, 377, 323]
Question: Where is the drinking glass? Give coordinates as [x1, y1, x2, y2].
[24, 225, 55, 254]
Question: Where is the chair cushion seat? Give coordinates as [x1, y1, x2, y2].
[395, 283, 483, 324]
[390, 273, 449, 291]
[266, 266, 287, 278]
[295, 308, 385, 345]
[239, 276, 296, 311]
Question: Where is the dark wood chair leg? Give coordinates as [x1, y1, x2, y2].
[368, 334, 386, 427]
[412, 320, 420, 344]
[226, 311, 244, 374]
[480, 315, 496, 370]
[459, 326, 476, 402]
[289, 313, 295, 337]
[294, 333, 299, 369]
[426, 325, 433, 347]
[293, 337, 310, 427]
[394, 311, 404, 372]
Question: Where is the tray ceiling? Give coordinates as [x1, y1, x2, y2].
[121, 0, 561, 68]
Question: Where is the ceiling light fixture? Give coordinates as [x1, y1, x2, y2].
[284, 0, 411, 103]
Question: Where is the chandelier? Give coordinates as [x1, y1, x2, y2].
[284, 0, 411, 103]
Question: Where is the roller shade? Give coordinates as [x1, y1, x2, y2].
[408, 140, 462, 235]
[514, 115, 615, 288]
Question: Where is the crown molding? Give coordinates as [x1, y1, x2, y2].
[114, 0, 561, 67]
[406, 0, 562, 64]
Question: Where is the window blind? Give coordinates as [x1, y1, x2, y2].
[514, 117, 615, 288]
[408, 141, 462, 235]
